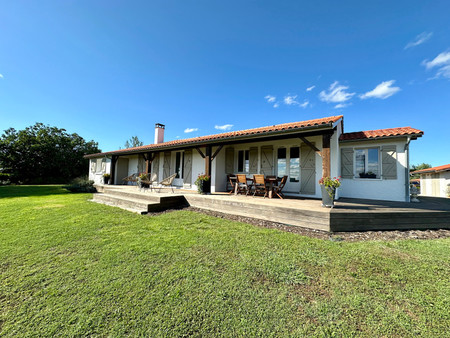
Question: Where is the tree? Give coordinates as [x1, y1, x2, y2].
[0, 123, 100, 184]
[124, 136, 144, 148]
[410, 163, 432, 179]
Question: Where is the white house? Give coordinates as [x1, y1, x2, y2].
[85, 115, 423, 202]
[412, 164, 450, 198]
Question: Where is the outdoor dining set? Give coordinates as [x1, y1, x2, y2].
[227, 174, 288, 199]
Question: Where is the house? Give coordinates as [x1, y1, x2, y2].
[85, 115, 423, 202]
[412, 164, 450, 198]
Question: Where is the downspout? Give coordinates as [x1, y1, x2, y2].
[404, 137, 411, 202]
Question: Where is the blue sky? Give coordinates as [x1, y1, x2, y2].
[0, 0, 449, 166]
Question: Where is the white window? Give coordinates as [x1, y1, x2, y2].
[96, 158, 103, 173]
[355, 148, 379, 178]
[237, 150, 249, 173]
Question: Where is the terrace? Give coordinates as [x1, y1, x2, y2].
[93, 184, 450, 232]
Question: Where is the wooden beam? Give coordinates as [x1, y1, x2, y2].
[204, 146, 212, 193]
[299, 136, 321, 157]
[322, 134, 331, 178]
[211, 145, 223, 160]
[195, 147, 206, 159]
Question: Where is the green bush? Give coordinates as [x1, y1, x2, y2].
[63, 176, 96, 193]
[0, 172, 11, 185]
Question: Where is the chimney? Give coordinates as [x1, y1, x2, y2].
[154, 123, 165, 144]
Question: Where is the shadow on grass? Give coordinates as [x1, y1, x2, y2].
[0, 185, 70, 199]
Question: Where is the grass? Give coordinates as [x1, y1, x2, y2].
[0, 185, 449, 336]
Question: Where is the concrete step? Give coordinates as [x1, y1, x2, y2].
[92, 193, 157, 214]
[101, 187, 163, 203]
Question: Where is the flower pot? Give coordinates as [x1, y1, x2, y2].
[103, 177, 110, 184]
[197, 180, 206, 194]
[321, 185, 336, 208]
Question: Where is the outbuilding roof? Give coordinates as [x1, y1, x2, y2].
[340, 127, 423, 142]
[85, 115, 343, 158]
[412, 164, 450, 174]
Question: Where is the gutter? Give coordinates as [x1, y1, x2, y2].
[404, 136, 411, 202]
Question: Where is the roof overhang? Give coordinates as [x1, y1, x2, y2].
[84, 123, 337, 159]
[339, 133, 423, 144]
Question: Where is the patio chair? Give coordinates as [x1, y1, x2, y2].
[273, 175, 288, 199]
[236, 174, 250, 196]
[227, 175, 237, 194]
[252, 174, 268, 198]
[122, 173, 138, 185]
[138, 173, 157, 192]
[156, 173, 177, 193]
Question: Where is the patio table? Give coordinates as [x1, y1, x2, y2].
[265, 177, 281, 199]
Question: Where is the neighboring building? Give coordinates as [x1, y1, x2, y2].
[412, 164, 450, 198]
[85, 115, 423, 202]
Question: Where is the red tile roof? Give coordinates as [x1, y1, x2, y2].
[340, 127, 423, 142]
[85, 115, 343, 158]
[412, 164, 450, 174]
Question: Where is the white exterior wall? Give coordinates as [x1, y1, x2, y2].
[88, 157, 111, 185]
[338, 139, 408, 202]
[441, 171, 450, 197]
[420, 171, 450, 197]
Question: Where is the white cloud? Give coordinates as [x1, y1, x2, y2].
[405, 32, 433, 49]
[422, 51, 450, 79]
[299, 100, 310, 108]
[0, 74, 3, 79]
[215, 124, 233, 131]
[334, 103, 349, 109]
[359, 80, 401, 100]
[273, 103, 279, 108]
[422, 51, 450, 69]
[319, 81, 355, 103]
[184, 128, 198, 133]
[306, 85, 315, 92]
[264, 95, 276, 103]
[284, 95, 299, 105]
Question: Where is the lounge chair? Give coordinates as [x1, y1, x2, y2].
[122, 173, 138, 185]
[156, 173, 177, 193]
[138, 173, 157, 192]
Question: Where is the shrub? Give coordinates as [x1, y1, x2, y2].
[63, 176, 96, 193]
[0, 172, 11, 185]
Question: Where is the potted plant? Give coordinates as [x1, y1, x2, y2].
[137, 173, 148, 189]
[195, 174, 210, 194]
[102, 173, 111, 184]
[319, 176, 341, 208]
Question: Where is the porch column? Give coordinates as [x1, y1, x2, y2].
[110, 155, 118, 185]
[322, 134, 331, 178]
[204, 145, 212, 193]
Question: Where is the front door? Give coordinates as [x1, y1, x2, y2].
[276, 146, 301, 192]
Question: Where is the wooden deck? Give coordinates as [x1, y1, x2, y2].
[93, 185, 450, 232]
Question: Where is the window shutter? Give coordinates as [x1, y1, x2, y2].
[163, 152, 171, 179]
[183, 150, 193, 184]
[382, 145, 397, 180]
[249, 147, 258, 174]
[152, 153, 160, 181]
[260, 146, 274, 175]
[341, 148, 354, 178]
[225, 148, 234, 174]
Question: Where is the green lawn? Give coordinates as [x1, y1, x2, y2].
[1, 186, 449, 336]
